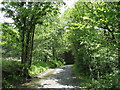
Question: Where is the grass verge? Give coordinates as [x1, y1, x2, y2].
[2, 58, 65, 88]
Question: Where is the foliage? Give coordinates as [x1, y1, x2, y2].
[29, 59, 64, 76]
[2, 58, 65, 88]
[61, 1, 120, 88]
[1, 1, 120, 89]
[1, 23, 21, 58]
[33, 15, 68, 62]
[1, 2, 61, 78]
[2, 59, 25, 88]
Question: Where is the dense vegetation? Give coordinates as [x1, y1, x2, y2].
[1, 1, 120, 89]
[64, 2, 120, 88]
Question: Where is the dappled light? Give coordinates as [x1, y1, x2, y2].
[32, 65, 79, 88]
[1, 1, 120, 89]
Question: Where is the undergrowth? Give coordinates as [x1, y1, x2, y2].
[72, 64, 120, 89]
[29, 59, 64, 76]
[2, 58, 65, 88]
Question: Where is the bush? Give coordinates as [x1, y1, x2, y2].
[2, 58, 65, 88]
[29, 59, 65, 76]
[2, 59, 25, 88]
[29, 61, 49, 76]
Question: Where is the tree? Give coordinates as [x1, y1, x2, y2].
[33, 13, 68, 62]
[61, 1, 120, 88]
[1, 23, 20, 58]
[1, 2, 60, 78]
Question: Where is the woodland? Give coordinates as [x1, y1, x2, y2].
[1, 1, 120, 89]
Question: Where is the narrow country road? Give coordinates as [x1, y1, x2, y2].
[22, 65, 80, 88]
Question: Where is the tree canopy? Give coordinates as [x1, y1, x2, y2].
[1, 1, 120, 89]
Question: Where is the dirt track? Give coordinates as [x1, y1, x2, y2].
[22, 65, 80, 88]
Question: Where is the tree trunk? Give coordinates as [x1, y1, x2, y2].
[29, 25, 35, 67]
[21, 20, 35, 78]
[25, 28, 31, 64]
[118, 23, 120, 71]
[52, 46, 55, 60]
[21, 27, 25, 64]
[117, 2, 120, 73]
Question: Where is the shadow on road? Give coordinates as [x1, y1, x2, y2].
[36, 65, 80, 88]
